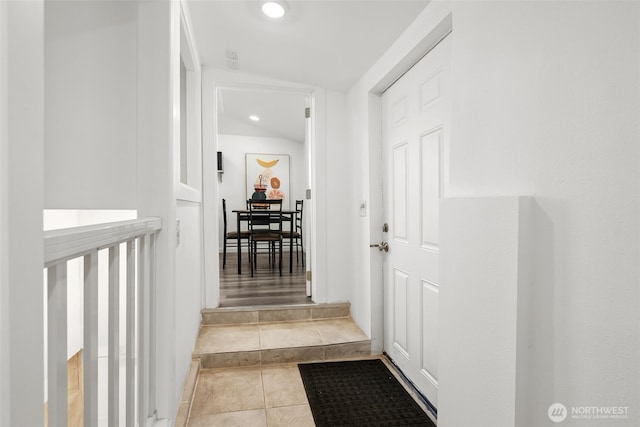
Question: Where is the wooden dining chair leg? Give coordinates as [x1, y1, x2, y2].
[223, 235, 227, 269]
[272, 242, 276, 267]
[269, 242, 274, 267]
[279, 239, 282, 276]
[250, 240, 254, 277]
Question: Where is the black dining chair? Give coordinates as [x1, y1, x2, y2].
[248, 199, 283, 277]
[222, 199, 250, 269]
[282, 199, 304, 266]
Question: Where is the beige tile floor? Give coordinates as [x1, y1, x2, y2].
[185, 317, 372, 425]
[185, 316, 435, 426]
[187, 364, 315, 427]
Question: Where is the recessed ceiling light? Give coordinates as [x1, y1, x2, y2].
[261, 0, 288, 19]
[249, 115, 260, 122]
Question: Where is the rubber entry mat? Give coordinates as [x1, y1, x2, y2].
[298, 359, 436, 426]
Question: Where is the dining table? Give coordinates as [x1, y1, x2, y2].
[232, 208, 300, 274]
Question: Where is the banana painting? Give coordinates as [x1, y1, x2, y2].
[256, 158, 279, 168]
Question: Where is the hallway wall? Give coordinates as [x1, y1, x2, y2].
[443, 3, 639, 426]
[217, 134, 306, 249]
[1, 1, 45, 425]
[348, 1, 639, 426]
[44, 0, 138, 209]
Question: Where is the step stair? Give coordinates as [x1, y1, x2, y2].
[194, 303, 371, 368]
[176, 303, 373, 427]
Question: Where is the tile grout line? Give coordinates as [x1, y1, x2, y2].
[260, 367, 268, 426]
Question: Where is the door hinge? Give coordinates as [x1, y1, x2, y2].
[306, 271, 312, 281]
[305, 107, 311, 118]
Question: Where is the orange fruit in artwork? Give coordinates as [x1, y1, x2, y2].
[271, 176, 281, 189]
[268, 189, 285, 200]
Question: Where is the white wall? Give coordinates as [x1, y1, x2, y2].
[44, 0, 138, 209]
[348, 1, 639, 426]
[447, 3, 639, 426]
[1, 1, 45, 426]
[439, 197, 532, 427]
[217, 134, 305, 243]
[324, 90, 352, 303]
[174, 200, 203, 394]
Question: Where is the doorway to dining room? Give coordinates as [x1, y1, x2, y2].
[215, 86, 312, 307]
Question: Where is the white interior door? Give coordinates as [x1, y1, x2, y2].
[381, 34, 451, 408]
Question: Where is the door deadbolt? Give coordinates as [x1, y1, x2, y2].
[369, 241, 389, 252]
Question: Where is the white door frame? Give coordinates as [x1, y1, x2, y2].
[367, 14, 452, 354]
[202, 81, 323, 307]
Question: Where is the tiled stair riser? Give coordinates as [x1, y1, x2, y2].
[198, 342, 371, 369]
[194, 304, 371, 369]
[201, 303, 351, 325]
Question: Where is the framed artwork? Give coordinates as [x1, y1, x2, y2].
[245, 153, 291, 209]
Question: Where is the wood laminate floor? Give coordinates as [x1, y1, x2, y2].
[219, 250, 311, 307]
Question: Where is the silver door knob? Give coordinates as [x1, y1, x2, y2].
[369, 241, 389, 252]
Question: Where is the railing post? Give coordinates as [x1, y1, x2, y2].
[83, 251, 99, 426]
[125, 239, 136, 427]
[108, 245, 120, 426]
[149, 233, 157, 418]
[47, 263, 68, 427]
[138, 234, 149, 426]
[42, 218, 161, 427]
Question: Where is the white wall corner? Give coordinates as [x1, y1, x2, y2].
[137, 0, 179, 420]
[2, 0, 45, 425]
[438, 196, 532, 427]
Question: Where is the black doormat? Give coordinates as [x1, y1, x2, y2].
[298, 359, 436, 427]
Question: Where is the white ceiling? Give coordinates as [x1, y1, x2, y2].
[188, 0, 429, 140]
[218, 88, 308, 141]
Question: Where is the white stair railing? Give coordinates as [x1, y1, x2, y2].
[44, 218, 162, 427]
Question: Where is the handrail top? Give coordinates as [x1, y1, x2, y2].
[44, 217, 161, 238]
[44, 217, 162, 267]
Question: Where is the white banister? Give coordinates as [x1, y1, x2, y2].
[43, 217, 162, 427]
[126, 240, 136, 427]
[108, 245, 120, 426]
[138, 234, 149, 427]
[148, 233, 157, 419]
[47, 263, 68, 427]
[84, 251, 99, 426]
[44, 218, 162, 267]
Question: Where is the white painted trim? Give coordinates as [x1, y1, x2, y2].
[179, 0, 200, 71]
[44, 218, 162, 267]
[0, 0, 9, 421]
[176, 183, 201, 202]
[309, 88, 325, 303]
[178, 0, 203, 195]
[203, 78, 322, 307]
